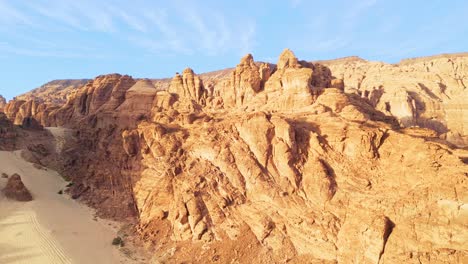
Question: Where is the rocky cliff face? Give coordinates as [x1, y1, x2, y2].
[0, 95, 6, 112]
[320, 53, 468, 147]
[2, 50, 467, 263]
[0, 112, 18, 150]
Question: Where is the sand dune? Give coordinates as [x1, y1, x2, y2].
[0, 151, 129, 264]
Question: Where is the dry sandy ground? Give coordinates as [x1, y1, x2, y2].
[0, 150, 137, 264]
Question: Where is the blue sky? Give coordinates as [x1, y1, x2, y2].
[0, 0, 467, 100]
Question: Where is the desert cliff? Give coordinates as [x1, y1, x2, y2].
[1, 50, 467, 263]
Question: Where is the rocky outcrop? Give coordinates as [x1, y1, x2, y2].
[78, 74, 136, 114]
[321, 54, 468, 147]
[117, 79, 157, 118]
[4, 74, 137, 127]
[4, 99, 50, 128]
[169, 68, 206, 109]
[261, 49, 323, 110]
[217, 54, 266, 107]
[3, 173, 33, 201]
[128, 90, 466, 263]
[2, 50, 467, 263]
[0, 112, 18, 150]
[15, 79, 90, 105]
[212, 49, 336, 111]
[0, 95, 6, 112]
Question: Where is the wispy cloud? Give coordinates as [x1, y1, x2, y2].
[27, 2, 86, 30]
[343, 0, 378, 28]
[290, 0, 302, 8]
[0, 0, 34, 26]
[239, 22, 256, 55]
[0, 41, 99, 58]
[0, 1, 256, 57]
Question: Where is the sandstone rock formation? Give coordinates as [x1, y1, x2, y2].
[117, 79, 157, 118]
[3, 173, 33, 201]
[261, 49, 328, 110]
[218, 54, 265, 107]
[0, 95, 6, 112]
[2, 50, 467, 263]
[0, 112, 18, 150]
[319, 53, 468, 147]
[210, 49, 338, 112]
[15, 79, 90, 105]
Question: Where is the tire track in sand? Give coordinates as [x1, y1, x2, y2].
[29, 211, 72, 264]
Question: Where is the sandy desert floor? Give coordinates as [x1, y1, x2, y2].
[0, 150, 135, 264]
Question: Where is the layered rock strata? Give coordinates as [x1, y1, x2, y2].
[320, 53, 468, 147]
[1, 50, 467, 263]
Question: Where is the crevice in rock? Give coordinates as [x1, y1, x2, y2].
[379, 217, 395, 262]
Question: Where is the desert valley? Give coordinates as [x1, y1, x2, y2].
[0, 49, 467, 263]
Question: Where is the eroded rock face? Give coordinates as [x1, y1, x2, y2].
[212, 54, 266, 108]
[3, 50, 468, 263]
[3, 173, 33, 201]
[128, 91, 466, 263]
[4, 98, 52, 128]
[81, 74, 136, 114]
[15, 79, 90, 105]
[212, 49, 334, 111]
[0, 112, 18, 150]
[230, 54, 265, 107]
[321, 54, 468, 147]
[169, 68, 206, 109]
[0, 95, 6, 112]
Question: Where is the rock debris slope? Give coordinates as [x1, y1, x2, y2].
[1, 49, 467, 263]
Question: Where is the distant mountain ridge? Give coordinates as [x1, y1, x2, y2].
[15, 79, 91, 105]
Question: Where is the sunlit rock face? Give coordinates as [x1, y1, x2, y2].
[321, 53, 468, 147]
[0, 95, 6, 112]
[2, 50, 467, 263]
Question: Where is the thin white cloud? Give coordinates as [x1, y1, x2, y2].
[290, 0, 302, 8]
[174, 1, 256, 56]
[127, 35, 192, 55]
[0, 0, 34, 26]
[344, 0, 378, 23]
[298, 37, 350, 53]
[184, 10, 218, 53]
[239, 22, 256, 55]
[112, 8, 148, 32]
[140, 9, 191, 54]
[26, 1, 88, 31]
[0, 41, 97, 58]
[1, 1, 257, 57]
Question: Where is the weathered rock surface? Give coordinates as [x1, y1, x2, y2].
[0, 95, 6, 112]
[320, 53, 468, 147]
[0, 112, 18, 150]
[216, 54, 265, 107]
[2, 50, 467, 263]
[3, 173, 33, 201]
[15, 79, 90, 105]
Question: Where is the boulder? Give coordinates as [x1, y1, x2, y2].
[3, 173, 33, 201]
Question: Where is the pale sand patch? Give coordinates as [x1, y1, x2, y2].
[0, 151, 133, 264]
[0, 210, 71, 264]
